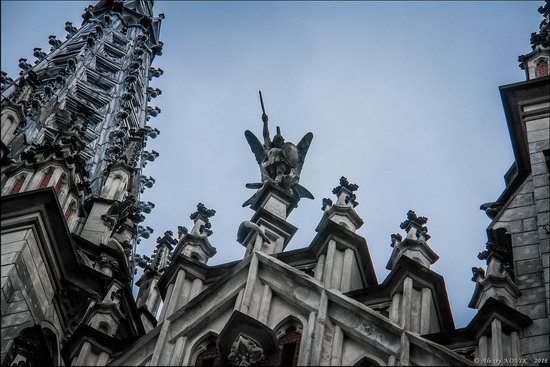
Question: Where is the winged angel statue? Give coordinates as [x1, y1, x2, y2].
[243, 91, 314, 207]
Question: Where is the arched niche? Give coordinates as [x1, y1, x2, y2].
[265, 316, 304, 366]
[0, 103, 25, 145]
[536, 58, 548, 77]
[353, 356, 382, 366]
[189, 331, 220, 367]
[5, 171, 30, 195]
[41, 326, 60, 366]
[102, 170, 129, 201]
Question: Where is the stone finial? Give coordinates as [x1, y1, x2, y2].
[315, 176, 364, 233]
[400, 210, 427, 230]
[386, 210, 438, 270]
[477, 228, 514, 279]
[156, 230, 177, 249]
[468, 228, 520, 309]
[332, 176, 359, 207]
[400, 210, 429, 240]
[190, 203, 216, 237]
[530, 1, 549, 49]
[518, 0, 549, 77]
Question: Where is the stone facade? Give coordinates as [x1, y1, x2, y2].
[1, 0, 549, 366]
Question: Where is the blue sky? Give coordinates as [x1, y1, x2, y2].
[1, 1, 542, 327]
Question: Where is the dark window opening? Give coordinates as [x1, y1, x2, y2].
[281, 341, 297, 366]
[535, 59, 548, 78]
[55, 173, 66, 193]
[10, 174, 26, 194]
[39, 170, 54, 189]
[278, 326, 301, 366]
[65, 203, 75, 222]
[196, 342, 220, 367]
[355, 357, 380, 366]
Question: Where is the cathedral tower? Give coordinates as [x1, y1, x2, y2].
[1, 1, 163, 365]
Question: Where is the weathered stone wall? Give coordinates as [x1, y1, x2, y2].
[1, 227, 63, 365]
[492, 108, 549, 359]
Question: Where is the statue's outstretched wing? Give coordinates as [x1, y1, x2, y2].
[296, 132, 313, 172]
[244, 130, 265, 165]
[292, 183, 314, 200]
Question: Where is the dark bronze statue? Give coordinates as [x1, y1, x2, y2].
[243, 91, 314, 205]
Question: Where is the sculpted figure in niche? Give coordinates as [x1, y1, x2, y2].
[244, 91, 314, 203]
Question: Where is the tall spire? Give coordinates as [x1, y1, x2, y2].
[1, 0, 164, 275]
[518, 0, 549, 79]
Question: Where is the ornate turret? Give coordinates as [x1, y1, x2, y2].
[173, 203, 218, 264]
[316, 176, 364, 233]
[134, 230, 175, 331]
[469, 228, 521, 309]
[0, 1, 164, 365]
[518, 0, 549, 79]
[386, 210, 439, 270]
[1, 0, 165, 273]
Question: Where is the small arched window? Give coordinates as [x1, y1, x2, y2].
[39, 169, 54, 189]
[54, 173, 66, 193]
[265, 323, 303, 366]
[10, 174, 27, 194]
[98, 322, 111, 335]
[196, 342, 220, 367]
[278, 326, 301, 366]
[1, 115, 16, 143]
[536, 59, 548, 78]
[354, 356, 381, 366]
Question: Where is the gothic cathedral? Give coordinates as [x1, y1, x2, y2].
[1, 0, 549, 366]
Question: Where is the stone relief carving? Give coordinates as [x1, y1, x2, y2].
[227, 335, 264, 367]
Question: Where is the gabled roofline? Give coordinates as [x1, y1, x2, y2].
[1, 188, 83, 289]
[346, 255, 455, 332]
[495, 76, 550, 206]
[424, 297, 532, 347]
[308, 219, 378, 286]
